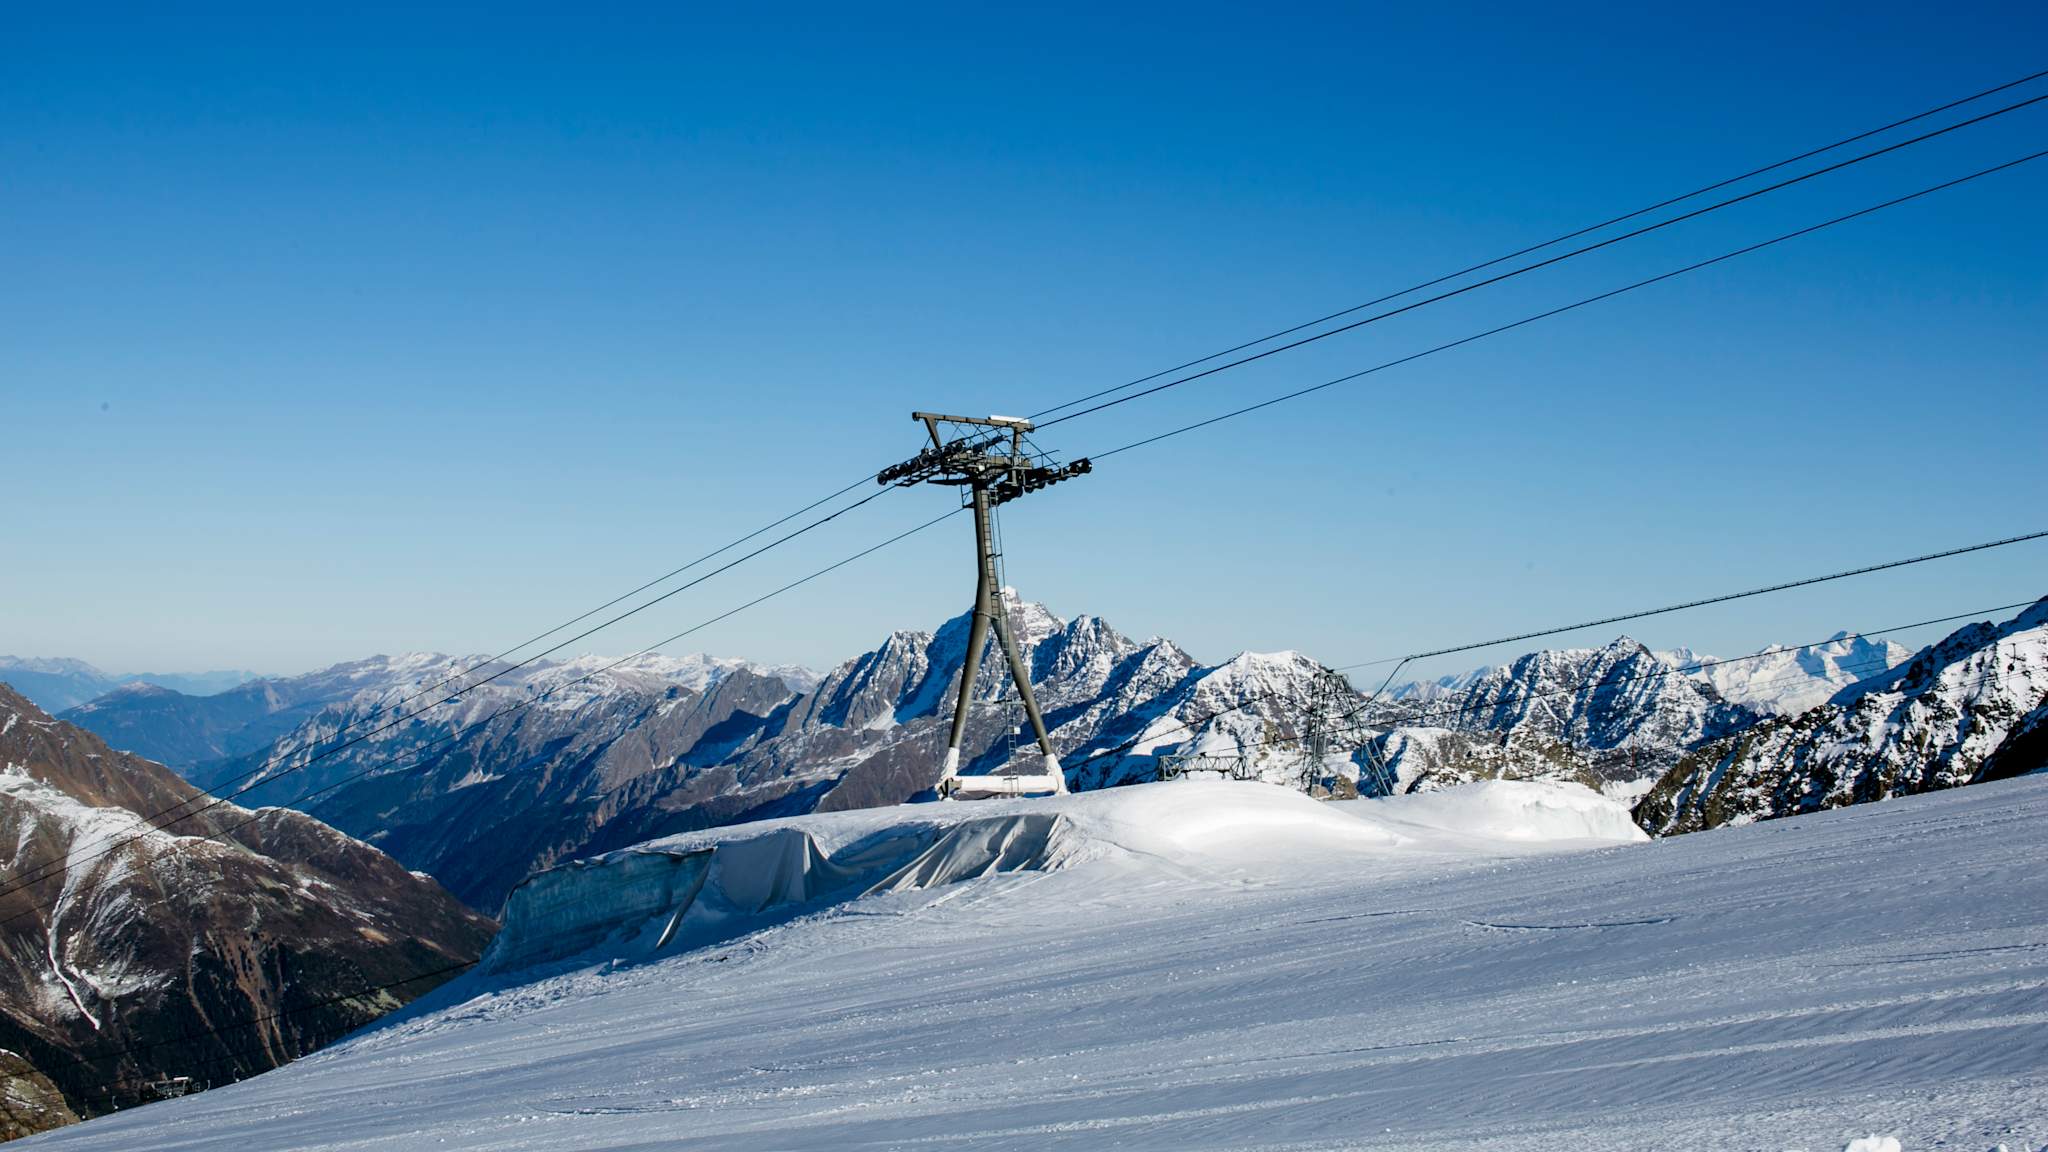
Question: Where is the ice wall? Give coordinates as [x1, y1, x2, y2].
[482, 810, 1072, 975]
[485, 848, 713, 973]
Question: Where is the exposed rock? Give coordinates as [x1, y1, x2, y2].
[0, 685, 494, 1126]
[1635, 600, 2048, 835]
[1364, 726, 1603, 794]
[0, 1049, 76, 1141]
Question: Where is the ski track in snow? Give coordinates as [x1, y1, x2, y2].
[24, 777, 2048, 1151]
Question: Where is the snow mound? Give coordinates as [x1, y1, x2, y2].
[484, 780, 1635, 976]
[1056, 777, 1405, 857]
[1338, 779, 1650, 844]
[486, 783, 1367, 974]
[1842, 1138, 1901, 1152]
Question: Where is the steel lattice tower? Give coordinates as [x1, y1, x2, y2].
[1297, 667, 1359, 794]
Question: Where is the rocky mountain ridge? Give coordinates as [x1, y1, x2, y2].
[54, 596, 2034, 918]
[56, 651, 816, 780]
[1382, 636, 1760, 781]
[0, 685, 493, 1134]
[1365, 631, 1923, 797]
[1637, 600, 2048, 834]
[303, 597, 1297, 911]
[63, 597, 1357, 912]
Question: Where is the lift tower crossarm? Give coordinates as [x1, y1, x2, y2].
[912, 410, 1032, 442]
[879, 412, 1091, 801]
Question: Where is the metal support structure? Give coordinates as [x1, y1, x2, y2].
[879, 412, 1091, 800]
[1157, 752, 1258, 782]
[1150, 667, 1382, 798]
[1356, 737, 1399, 798]
[1298, 667, 1363, 796]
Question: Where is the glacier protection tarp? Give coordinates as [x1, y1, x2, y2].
[484, 849, 713, 974]
[868, 812, 1063, 893]
[482, 811, 1078, 975]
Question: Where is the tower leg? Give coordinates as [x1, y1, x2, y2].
[940, 491, 999, 790]
[991, 604, 1065, 791]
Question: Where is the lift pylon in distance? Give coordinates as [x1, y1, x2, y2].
[878, 411, 1092, 800]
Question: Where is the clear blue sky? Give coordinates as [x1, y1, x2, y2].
[4, 2, 2045, 682]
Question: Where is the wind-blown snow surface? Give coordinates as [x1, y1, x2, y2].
[28, 778, 2048, 1151]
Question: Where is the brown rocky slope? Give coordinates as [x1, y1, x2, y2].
[0, 683, 494, 1133]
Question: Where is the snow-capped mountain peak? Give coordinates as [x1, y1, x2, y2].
[1639, 599, 2048, 835]
[1669, 631, 1913, 717]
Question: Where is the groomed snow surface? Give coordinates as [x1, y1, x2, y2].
[28, 777, 2048, 1151]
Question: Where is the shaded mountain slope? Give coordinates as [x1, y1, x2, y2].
[0, 1050, 74, 1141]
[0, 685, 494, 1129]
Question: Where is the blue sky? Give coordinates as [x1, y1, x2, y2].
[4, 2, 2045, 681]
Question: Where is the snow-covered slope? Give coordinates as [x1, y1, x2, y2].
[28, 774, 2048, 1152]
[479, 778, 1465, 975]
[1638, 600, 2048, 835]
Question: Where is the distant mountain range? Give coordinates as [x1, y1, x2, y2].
[0, 657, 260, 714]
[1639, 601, 2048, 834]
[1673, 632, 1915, 716]
[49, 598, 1341, 911]
[49, 594, 2040, 924]
[0, 684, 493, 1135]
[30, 591, 2048, 927]
[1379, 636, 1763, 786]
[1387, 631, 1911, 719]
[1365, 630, 1917, 795]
